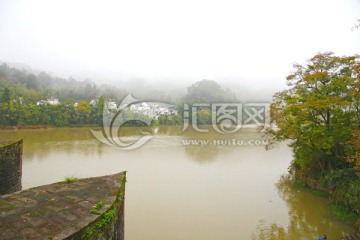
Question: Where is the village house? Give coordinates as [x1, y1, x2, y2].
[36, 98, 59, 106]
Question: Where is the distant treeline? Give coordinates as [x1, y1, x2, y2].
[0, 63, 237, 127]
[0, 63, 130, 103]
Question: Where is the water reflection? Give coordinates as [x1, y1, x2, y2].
[0, 129, 88, 161]
[183, 145, 220, 163]
[0, 127, 355, 239]
[181, 126, 267, 164]
[251, 175, 354, 240]
[0, 126, 266, 164]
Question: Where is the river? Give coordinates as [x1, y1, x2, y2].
[0, 127, 354, 239]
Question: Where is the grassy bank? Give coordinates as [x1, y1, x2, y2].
[291, 169, 360, 229]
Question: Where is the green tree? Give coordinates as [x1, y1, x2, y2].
[1, 87, 11, 102]
[184, 79, 236, 104]
[76, 101, 92, 124]
[180, 80, 237, 126]
[96, 96, 105, 125]
[267, 52, 360, 181]
[196, 109, 212, 125]
[158, 114, 182, 125]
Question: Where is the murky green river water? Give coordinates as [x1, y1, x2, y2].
[0, 127, 354, 239]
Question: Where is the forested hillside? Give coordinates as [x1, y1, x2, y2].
[0, 64, 240, 127]
[0, 63, 131, 126]
[0, 63, 130, 103]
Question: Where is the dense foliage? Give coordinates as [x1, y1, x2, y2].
[0, 65, 238, 128]
[266, 52, 360, 225]
[0, 64, 161, 127]
[0, 64, 238, 127]
[321, 169, 360, 215]
[0, 98, 100, 127]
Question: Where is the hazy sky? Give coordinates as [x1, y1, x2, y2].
[0, 0, 359, 88]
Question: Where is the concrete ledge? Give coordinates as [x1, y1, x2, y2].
[0, 172, 126, 240]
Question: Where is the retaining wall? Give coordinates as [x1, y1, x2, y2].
[0, 139, 22, 195]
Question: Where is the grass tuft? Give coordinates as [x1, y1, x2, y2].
[64, 176, 78, 183]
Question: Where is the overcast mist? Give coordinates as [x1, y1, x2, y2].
[0, 0, 360, 99]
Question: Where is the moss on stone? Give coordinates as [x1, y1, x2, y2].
[96, 210, 116, 229]
[4, 205, 16, 212]
[62, 171, 126, 240]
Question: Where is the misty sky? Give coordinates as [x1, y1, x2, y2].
[0, 0, 359, 89]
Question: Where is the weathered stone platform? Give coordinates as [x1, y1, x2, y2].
[0, 172, 126, 240]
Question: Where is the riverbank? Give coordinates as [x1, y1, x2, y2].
[288, 173, 360, 231]
[0, 124, 101, 130]
[0, 121, 182, 130]
[0, 125, 54, 130]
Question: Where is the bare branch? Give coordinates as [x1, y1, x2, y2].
[352, 18, 360, 30]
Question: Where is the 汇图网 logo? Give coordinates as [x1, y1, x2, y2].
[91, 95, 157, 150]
[91, 94, 270, 150]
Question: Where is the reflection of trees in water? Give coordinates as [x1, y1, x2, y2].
[251, 175, 353, 240]
[180, 127, 265, 164]
[24, 140, 104, 162]
[252, 219, 288, 240]
[3, 126, 186, 161]
[96, 141, 104, 158]
[1, 126, 263, 164]
[154, 126, 183, 135]
[181, 127, 236, 164]
[0, 128, 103, 161]
[184, 145, 220, 164]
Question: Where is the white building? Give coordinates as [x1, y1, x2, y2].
[130, 102, 177, 119]
[47, 98, 59, 105]
[106, 101, 117, 110]
[36, 98, 59, 105]
[89, 99, 97, 107]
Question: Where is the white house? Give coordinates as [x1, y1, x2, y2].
[36, 98, 60, 105]
[47, 98, 59, 105]
[89, 99, 97, 107]
[129, 102, 177, 119]
[106, 101, 117, 110]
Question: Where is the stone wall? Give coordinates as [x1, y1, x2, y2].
[0, 139, 22, 195]
[64, 172, 126, 240]
[0, 172, 126, 240]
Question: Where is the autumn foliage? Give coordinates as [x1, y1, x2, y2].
[267, 52, 360, 224]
